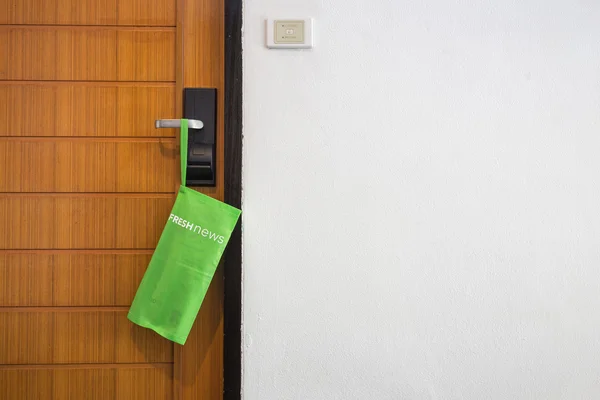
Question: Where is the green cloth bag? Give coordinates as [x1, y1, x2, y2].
[128, 119, 241, 345]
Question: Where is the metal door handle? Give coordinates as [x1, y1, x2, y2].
[155, 119, 204, 130]
[153, 88, 216, 187]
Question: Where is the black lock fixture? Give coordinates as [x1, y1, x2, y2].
[184, 88, 216, 186]
[155, 88, 217, 187]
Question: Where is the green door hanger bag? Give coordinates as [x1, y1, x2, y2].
[128, 119, 241, 345]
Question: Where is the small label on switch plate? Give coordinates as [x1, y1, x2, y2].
[266, 18, 313, 49]
[275, 20, 304, 44]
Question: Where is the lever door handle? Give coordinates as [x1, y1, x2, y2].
[154, 88, 216, 187]
[155, 119, 204, 130]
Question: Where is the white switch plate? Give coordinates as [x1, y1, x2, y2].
[266, 18, 314, 49]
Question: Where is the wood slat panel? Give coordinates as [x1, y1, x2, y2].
[0, 370, 53, 400]
[116, 254, 151, 305]
[53, 254, 118, 306]
[0, 140, 177, 192]
[116, 85, 177, 137]
[0, 0, 176, 26]
[0, 197, 172, 249]
[0, 312, 173, 364]
[116, 30, 176, 81]
[53, 369, 115, 400]
[0, 83, 176, 137]
[115, 197, 173, 249]
[0, 0, 225, 397]
[118, 0, 177, 27]
[115, 315, 174, 363]
[0, 367, 173, 400]
[180, 266, 224, 399]
[0, 0, 117, 25]
[53, 312, 116, 363]
[0, 254, 54, 306]
[0, 28, 116, 81]
[176, 0, 224, 206]
[116, 367, 173, 399]
[178, 0, 226, 398]
[0, 312, 54, 364]
[0, 27, 175, 81]
[0, 253, 150, 307]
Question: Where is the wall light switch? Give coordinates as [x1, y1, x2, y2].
[266, 18, 313, 49]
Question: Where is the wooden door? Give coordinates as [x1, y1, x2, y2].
[0, 0, 226, 398]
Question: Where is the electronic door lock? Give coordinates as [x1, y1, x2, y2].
[155, 88, 217, 186]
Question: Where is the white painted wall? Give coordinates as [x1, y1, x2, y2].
[242, 1, 600, 399]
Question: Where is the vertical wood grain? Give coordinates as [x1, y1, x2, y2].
[1, 368, 174, 400]
[0, 254, 151, 307]
[0, 0, 231, 397]
[0, 28, 117, 81]
[115, 197, 174, 249]
[0, 0, 118, 25]
[53, 369, 116, 400]
[0, 0, 176, 26]
[115, 254, 152, 305]
[115, 314, 174, 363]
[0, 312, 54, 364]
[0, 197, 173, 249]
[179, 0, 226, 398]
[117, 30, 176, 81]
[53, 254, 116, 306]
[53, 312, 116, 363]
[181, 0, 225, 200]
[0, 370, 54, 400]
[0, 311, 174, 364]
[118, 0, 176, 26]
[0, 27, 175, 81]
[116, 86, 177, 136]
[0, 140, 178, 192]
[0, 254, 54, 306]
[0, 83, 176, 137]
[116, 367, 173, 399]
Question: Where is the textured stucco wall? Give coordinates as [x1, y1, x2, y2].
[242, 1, 600, 399]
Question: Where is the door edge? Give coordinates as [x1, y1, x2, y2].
[224, 0, 243, 399]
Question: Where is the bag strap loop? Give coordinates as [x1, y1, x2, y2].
[180, 119, 189, 186]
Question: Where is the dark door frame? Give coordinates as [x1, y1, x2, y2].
[224, 0, 243, 399]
